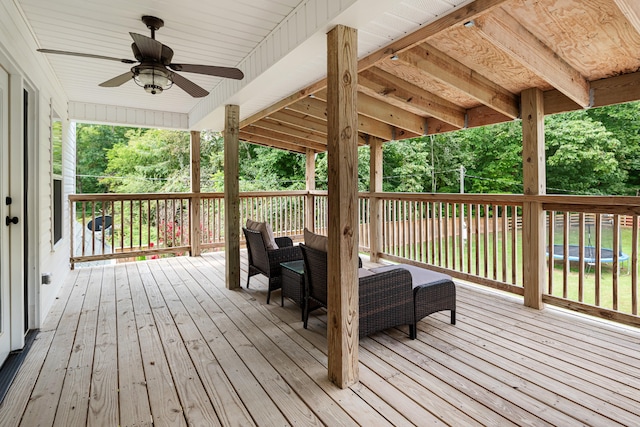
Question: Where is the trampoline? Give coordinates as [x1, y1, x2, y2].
[548, 244, 629, 264]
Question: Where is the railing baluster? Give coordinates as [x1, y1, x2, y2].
[475, 204, 480, 276]
[578, 212, 585, 302]
[595, 213, 602, 306]
[483, 204, 489, 277]
[467, 203, 472, 274]
[492, 205, 498, 280]
[548, 211, 555, 294]
[613, 214, 620, 311]
[632, 215, 638, 315]
[444, 203, 450, 268]
[501, 205, 507, 283]
[562, 211, 569, 298]
[511, 206, 518, 285]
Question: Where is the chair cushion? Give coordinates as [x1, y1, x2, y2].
[246, 219, 279, 250]
[369, 264, 452, 289]
[358, 268, 375, 278]
[304, 228, 328, 252]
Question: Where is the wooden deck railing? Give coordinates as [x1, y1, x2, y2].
[70, 191, 640, 326]
[539, 196, 640, 323]
[368, 193, 525, 295]
[70, 191, 308, 267]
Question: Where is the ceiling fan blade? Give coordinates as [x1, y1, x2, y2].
[171, 72, 209, 98]
[169, 63, 244, 80]
[37, 49, 136, 64]
[99, 71, 134, 87]
[129, 32, 162, 61]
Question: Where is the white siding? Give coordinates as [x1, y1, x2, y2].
[69, 102, 189, 130]
[1, 0, 72, 328]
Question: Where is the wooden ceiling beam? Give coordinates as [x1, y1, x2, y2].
[314, 88, 426, 135]
[267, 111, 327, 135]
[614, 0, 640, 34]
[357, 92, 426, 135]
[428, 105, 513, 134]
[474, 8, 590, 107]
[240, 0, 508, 128]
[239, 132, 307, 153]
[356, 0, 508, 70]
[358, 68, 466, 129]
[397, 43, 519, 119]
[251, 120, 326, 145]
[544, 70, 640, 115]
[242, 125, 326, 151]
[286, 97, 419, 141]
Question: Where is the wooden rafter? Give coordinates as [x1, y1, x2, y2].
[242, 125, 326, 151]
[397, 43, 519, 119]
[238, 0, 640, 154]
[614, 0, 640, 33]
[251, 120, 327, 146]
[240, 0, 508, 129]
[286, 97, 419, 141]
[358, 67, 466, 129]
[474, 8, 590, 107]
[315, 89, 426, 135]
[239, 132, 307, 153]
[266, 111, 327, 135]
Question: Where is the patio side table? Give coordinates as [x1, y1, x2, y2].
[280, 260, 305, 319]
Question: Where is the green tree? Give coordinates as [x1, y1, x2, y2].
[315, 146, 371, 191]
[102, 129, 190, 193]
[76, 124, 134, 193]
[545, 111, 624, 195]
[239, 143, 305, 190]
[586, 102, 640, 195]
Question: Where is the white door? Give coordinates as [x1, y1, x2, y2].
[0, 66, 11, 364]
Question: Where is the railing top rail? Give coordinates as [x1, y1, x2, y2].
[69, 190, 312, 202]
[369, 192, 526, 204]
[69, 193, 194, 202]
[534, 195, 640, 207]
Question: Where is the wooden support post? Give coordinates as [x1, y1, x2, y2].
[327, 24, 359, 388]
[305, 148, 316, 232]
[521, 88, 546, 309]
[224, 105, 241, 290]
[369, 137, 384, 262]
[190, 130, 202, 257]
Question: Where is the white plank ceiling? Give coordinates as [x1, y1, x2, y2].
[15, 0, 471, 130]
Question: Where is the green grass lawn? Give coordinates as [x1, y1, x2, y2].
[388, 226, 637, 315]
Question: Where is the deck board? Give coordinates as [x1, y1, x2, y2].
[0, 251, 639, 426]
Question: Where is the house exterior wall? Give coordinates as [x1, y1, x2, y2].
[1, 0, 73, 333]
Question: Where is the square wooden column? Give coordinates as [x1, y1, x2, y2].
[190, 130, 202, 257]
[327, 24, 359, 388]
[224, 105, 241, 290]
[305, 148, 316, 232]
[521, 88, 546, 309]
[369, 137, 384, 262]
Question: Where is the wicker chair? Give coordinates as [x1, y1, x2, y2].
[299, 244, 415, 338]
[243, 227, 303, 304]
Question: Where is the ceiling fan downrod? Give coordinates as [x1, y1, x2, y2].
[141, 15, 164, 39]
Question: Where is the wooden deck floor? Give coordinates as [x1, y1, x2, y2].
[0, 251, 639, 426]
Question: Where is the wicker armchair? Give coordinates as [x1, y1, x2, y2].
[299, 244, 415, 338]
[243, 227, 303, 304]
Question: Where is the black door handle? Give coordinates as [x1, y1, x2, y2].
[5, 216, 18, 226]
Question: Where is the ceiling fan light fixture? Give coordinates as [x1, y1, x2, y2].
[132, 63, 173, 95]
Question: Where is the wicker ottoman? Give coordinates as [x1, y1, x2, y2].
[368, 264, 456, 339]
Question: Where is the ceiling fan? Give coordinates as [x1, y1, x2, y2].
[37, 15, 244, 98]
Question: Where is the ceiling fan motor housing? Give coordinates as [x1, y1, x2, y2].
[132, 63, 173, 95]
